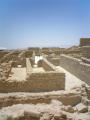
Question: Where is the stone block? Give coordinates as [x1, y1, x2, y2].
[75, 103, 88, 113]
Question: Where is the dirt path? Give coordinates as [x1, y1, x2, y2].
[56, 66, 87, 90]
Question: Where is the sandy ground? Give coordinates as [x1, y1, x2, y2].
[32, 67, 45, 73]
[56, 66, 86, 90]
[8, 67, 26, 81]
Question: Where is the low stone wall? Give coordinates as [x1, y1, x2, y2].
[12, 58, 26, 67]
[60, 54, 90, 85]
[38, 58, 55, 71]
[0, 57, 65, 92]
[0, 62, 12, 80]
[27, 72, 65, 92]
[0, 91, 81, 108]
[25, 50, 33, 57]
[25, 58, 65, 92]
[26, 58, 32, 74]
[42, 58, 55, 71]
[0, 71, 65, 92]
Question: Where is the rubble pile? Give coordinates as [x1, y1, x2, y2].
[0, 99, 90, 120]
[0, 85, 89, 120]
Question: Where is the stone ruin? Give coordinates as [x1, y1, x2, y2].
[0, 38, 90, 120]
[0, 53, 65, 92]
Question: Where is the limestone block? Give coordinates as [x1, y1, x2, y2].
[40, 113, 53, 120]
[24, 111, 40, 118]
[75, 103, 88, 113]
[61, 105, 74, 113]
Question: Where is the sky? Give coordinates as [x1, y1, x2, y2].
[0, 0, 90, 49]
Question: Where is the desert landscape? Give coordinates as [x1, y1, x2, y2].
[0, 38, 90, 120]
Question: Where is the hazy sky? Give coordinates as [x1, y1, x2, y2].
[0, 0, 90, 49]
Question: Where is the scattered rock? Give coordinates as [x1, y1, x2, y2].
[51, 99, 63, 106]
[61, 105, 74, 113]
[40, 113, 53, 120]
[74, 103, 88, 113]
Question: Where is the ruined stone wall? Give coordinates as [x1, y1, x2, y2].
[0, 51, 20, 63]
[42, 58, 55, 71]
[26, 58, 65, 92]
[80, 38, 90, 46]
[60, 54, 90, 85]
[25, 50, 33, 57]
[12, 58, 26, 67]
[0, 91, 81, 108]
[0, 61, 12, 80]
[47, 57, 60, 66]
[27, 72, 65, 92]
[38, 60, 42, 67]
[26, 58, 32, 74]
[81, 46, 90, 58]
[0, 58, 65, 92]
[0, 72, 65, 92]
[41, 48, 66, 55]
[0, 57, 65, 92]
[0, 52, 13, 63]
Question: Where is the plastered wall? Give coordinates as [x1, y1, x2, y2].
[60, 54, 90, 85]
